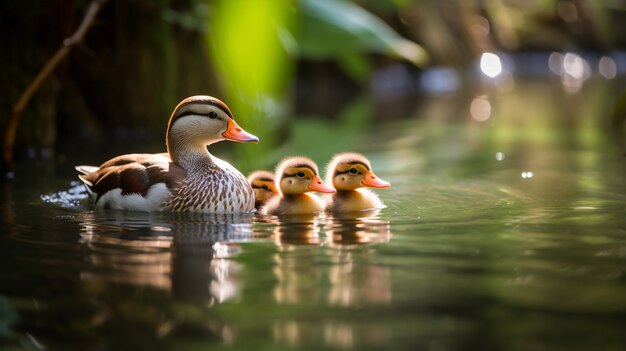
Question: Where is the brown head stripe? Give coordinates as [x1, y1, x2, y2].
[173, 99, 233, 121]
[283, 164, 317, 177]
[284, 165, 317, 177]
[334, 161, 370, 176]
[251, 177, 274, 188]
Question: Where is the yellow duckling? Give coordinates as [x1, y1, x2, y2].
[247, 170, 278, 209]
[260, 157, 336, 215]
[324, 152, 390, 213]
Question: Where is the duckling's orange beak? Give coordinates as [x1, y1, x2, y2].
[308, 175, 336, 193]
[362, 170, 390, 188]
[223, 119, 259, 143]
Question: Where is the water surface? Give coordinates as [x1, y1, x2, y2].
[1, 79, 625, 350]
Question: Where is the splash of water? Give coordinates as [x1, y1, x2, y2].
[40, 181, 90, 209]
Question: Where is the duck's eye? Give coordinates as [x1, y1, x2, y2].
[261, 184, 269, 191]
[349, 168, 358, 175]
[296, 171, 305, 178]
[208, 111, 218, 119]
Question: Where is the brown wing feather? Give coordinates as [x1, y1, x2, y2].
[97, 153, 170, 168]
[79, 153, 186, 199]
[118, 164, 150, 195]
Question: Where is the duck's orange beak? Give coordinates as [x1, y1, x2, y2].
[308, 175, 336, 193]
[223, 119, 259, 143]
[362, 170, 390, 188]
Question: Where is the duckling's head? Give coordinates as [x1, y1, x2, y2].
[248, 170, 278, 207]
[166, 96, 258, 153]
[326, 152, 390, 191]
[275, 157, 336, 196]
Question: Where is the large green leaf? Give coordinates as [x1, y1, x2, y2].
[205, 0, 296, 168]
[297, 0, 428, 66]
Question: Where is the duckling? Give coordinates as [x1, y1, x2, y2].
[260, 157, 335, 215]
[247, 170, 278, 209]
[75, 95, 259, 213]
[324, 152, 390, 213]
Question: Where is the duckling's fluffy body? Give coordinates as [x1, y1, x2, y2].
[326, 188, 383, 213]
[325, 152, 390, 213]
[260, 156, 335, 215]
[262, 193, 327, 215]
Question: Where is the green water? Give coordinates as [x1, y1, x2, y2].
[1, 79, 625, 350]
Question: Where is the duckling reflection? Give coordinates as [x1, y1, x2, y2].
[269, 210, 392, 308]
[272, 318, 392, 350]
[267, 214, 326, 304]
[326, 249, 392, 307]
[78, 211, 252, 303]
[324, 211, 392, 307]
[326, 209, 391, 247]
[270, 214, 325, 246]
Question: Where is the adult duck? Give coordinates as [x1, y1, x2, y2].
[324, 152, 390, 213]
[259, 156, 335, 215]
[76, 95, 258, 213]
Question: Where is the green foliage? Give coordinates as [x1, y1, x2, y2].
[296, 0, 428, 66]
[205, 0, 296, 167]
[291, 97, 374, 163]
[205, 0, 427, 166]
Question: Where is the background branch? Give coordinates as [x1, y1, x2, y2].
[1, 0, 110, 179]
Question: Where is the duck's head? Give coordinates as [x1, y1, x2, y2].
[326, 152, 390, 191]
[248, 170, 278, 206]
[275, 157, 336, 196]
[166, 96, 258, 153]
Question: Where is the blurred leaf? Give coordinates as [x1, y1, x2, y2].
[337, 52, 372, 82]
[206, 0, 296, 168]
[291, 96, 374, 162]
[297, 0, 428, 66]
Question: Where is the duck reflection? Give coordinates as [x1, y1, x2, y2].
[78, 211, 252, 304]
[171, 213, 252, 303]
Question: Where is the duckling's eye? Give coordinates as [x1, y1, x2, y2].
[296, 171, 305, 178]
[208, 111, 218, 119]
[261, 184, 269, 191]
[349, 168, 358, 175]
